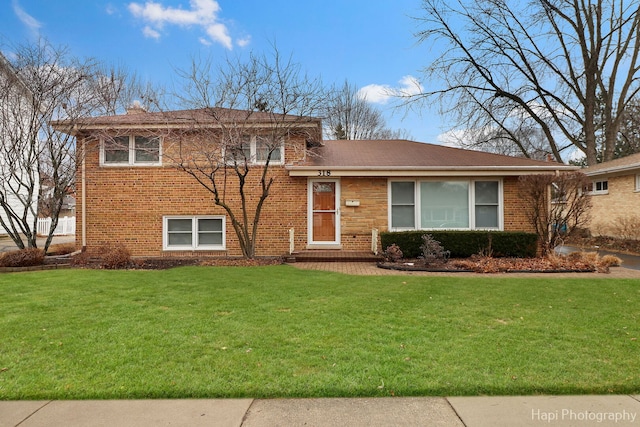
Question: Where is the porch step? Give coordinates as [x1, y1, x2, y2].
[288, 250, 382, 263]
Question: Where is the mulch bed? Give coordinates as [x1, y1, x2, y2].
[378, 256, 598, 273]
[82, 256, 286, 270]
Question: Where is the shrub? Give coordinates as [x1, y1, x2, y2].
[599, 255, 622, 268]
[47, 242, 76, 256]
[611, 215, 640, 240]
[99, 244, 132, 269]
[380, 231, 538, 258]
[0, 248, 45, 267]
[420, 234, 450, 264]
[383, 244, 403, 263]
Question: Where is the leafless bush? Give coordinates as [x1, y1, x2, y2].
[518, 172, 592, 256]
[383, 244, 404, 263]
[0, 248, 45, 267]
[611, 215, 640, 240]
[98, 244, 132, 269]
[420, 234, 450, 265]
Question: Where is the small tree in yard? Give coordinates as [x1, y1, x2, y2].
[170, 48, 326, 258]
[518, 172, 592, 256]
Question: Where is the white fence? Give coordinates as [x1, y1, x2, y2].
[37, 216, 76, 236]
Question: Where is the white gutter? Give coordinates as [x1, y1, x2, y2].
[584, 164, 640, 177]
[286, 165, 576, 177]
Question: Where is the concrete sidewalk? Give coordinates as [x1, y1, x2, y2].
[2, 395, 639, 427]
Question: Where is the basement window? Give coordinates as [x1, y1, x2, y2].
[163, 216, 225, 251]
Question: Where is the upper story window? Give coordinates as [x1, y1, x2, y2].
[586, 179, 608, 195]
[102, 135, 161, 166]
[224, 135, 283, 165]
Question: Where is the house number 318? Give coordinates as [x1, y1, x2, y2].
[318, 170, 331, 176]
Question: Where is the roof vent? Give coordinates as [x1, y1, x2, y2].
[126, 100, 146, 115]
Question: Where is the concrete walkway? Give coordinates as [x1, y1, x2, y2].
[2, 395, 639, 426]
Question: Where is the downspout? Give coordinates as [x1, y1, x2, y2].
[81, 133, 87, 250]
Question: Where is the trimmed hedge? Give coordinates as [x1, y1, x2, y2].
[380, 231, 538, 258]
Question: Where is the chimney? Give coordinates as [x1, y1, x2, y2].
[126, 100, 146, 115]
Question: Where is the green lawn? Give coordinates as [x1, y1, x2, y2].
[1, 266, 639, 399]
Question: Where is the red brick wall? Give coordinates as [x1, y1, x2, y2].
[77, 134, 308, 257]
[77, 134, 536, 257]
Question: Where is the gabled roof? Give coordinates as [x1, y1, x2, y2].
[584, 152, 640, 177]
[0, 51, 34, 100]
[53, 107, 322, 132]
[288, 140, 575, 177]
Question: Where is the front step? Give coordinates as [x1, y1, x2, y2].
[288, 250, 382, 263]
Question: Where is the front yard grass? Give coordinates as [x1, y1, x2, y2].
[1, 265, 639, 399]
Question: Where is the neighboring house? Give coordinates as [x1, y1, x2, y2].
[0, 52, 39, 237]
[55, 107, 574, 258]
[584, 152, 640, 238]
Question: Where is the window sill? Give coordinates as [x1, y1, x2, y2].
[101, 163, 163, 167]
[163, 247, 226, 252]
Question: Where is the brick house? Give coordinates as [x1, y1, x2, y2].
[583, 153, 640, 238]
[56, 107, 574, 258]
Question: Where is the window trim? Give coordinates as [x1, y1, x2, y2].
[163, 215, 226, 251]
[587, 179, 609, 195]
[388, 179, 503, 231]
[100, 135, 162, 166]
[223, 135, 284, 166]
[635, 174, 640, 192]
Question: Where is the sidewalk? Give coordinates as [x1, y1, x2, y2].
[2, 395, 639, 427]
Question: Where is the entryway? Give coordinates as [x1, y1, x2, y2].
[308, 179, 340, 247]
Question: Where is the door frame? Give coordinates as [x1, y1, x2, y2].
[307, 178, 341, 248]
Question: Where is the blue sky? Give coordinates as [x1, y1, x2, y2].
[1, 0, 446, 143]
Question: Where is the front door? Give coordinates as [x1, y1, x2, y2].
[309, 179, 340, 245]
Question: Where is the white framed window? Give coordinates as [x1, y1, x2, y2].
[635, 175, 640, 192]
[163, 216, 225, 251]
[101, 135, 161, 166]
[587, 179, 608, 195]
[388, 179, 503, 231]
[224, 135, 284, 165]
[390, 181, 416, 229]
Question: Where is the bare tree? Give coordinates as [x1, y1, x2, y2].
[615, 96, 640, 158]
[518, 172, 592, 256]
[324, 81, 410, 140]
[1, 38, 162, 252]
[411, 0, 640, 165]
[169, 48, 326, 258]
[447, 125, 553, 160]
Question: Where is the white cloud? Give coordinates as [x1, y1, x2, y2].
[358, 75, 423, 105]
[12, 0, 41, 34]
[236, 36, 251, 48]
[128, 0, 235, 49]
[105, 4, 118, 15]
[143, 25, 161, 39]
[436, 129, 466, 148]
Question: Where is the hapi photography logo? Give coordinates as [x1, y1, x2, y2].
[532, 409, 637, 423]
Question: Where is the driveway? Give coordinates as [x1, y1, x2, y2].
[556, 244, 640, 271]
[0, 234, 75, 253]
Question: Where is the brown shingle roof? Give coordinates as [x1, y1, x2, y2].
[52, 107, 321, 129]
[298, 140, 571, 170]
[584, 152, 640, 176]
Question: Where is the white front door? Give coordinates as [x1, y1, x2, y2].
[308, 179, 340, 246]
